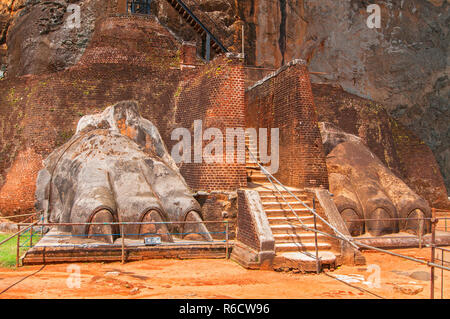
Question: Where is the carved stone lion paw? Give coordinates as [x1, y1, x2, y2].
[35, 101, 213, 243]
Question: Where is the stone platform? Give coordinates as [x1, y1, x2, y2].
[353, 231, 450, 250]
[22, 229, 232, 265]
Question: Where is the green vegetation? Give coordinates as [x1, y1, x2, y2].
[0, 232, 41, 268]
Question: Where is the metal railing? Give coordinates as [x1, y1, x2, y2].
[435, 209, 450, 232]
[245, 146, 450, 298]
[246, 145, 354, 273]
[126, 0, 151, 15]
[6, 219, 232, 266]
[0, 212, 42, 268]
[246, 145, 357, 240]
[436, 246, 449, 299]
[168, 0, 228, 53]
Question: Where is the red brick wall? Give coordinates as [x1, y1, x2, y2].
[245, 60, 329, 190]
[196, 192, 237, 240]
[173, 55, 248, 191]
[0, 15, 248, 215]
[236, 190, 260, 251]
[390, 119, 448, 208]
[180, 42, 198, 66]
[0, 15, 185, 215]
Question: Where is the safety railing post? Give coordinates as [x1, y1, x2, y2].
[121, 223, 126, 264]
[419, 217, 423, 249]
[441, 249, 444, 299]
[313, 197, 320, 274]
[16, 225, 20, 268]
[30, 224, 33, 248]
[205, 33, 211, 62]
[431, 208, 437, 299]
[225, 221, 229, 259]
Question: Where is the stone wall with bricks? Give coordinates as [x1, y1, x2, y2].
[173, 54, 248, 191]
[0, 15, 190, 216]
[245, 59, 329, 190]
[0, 14, 246, 216]
[235, 190, 260, 251]
[312, 83, 449, 208]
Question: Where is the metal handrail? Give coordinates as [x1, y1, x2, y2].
[261, 168, 321, 263]
[246, 146, 450, 274]
[0, 220, 40, 247]
[170, 0, 228, 53]
[246, 146, 359, 250]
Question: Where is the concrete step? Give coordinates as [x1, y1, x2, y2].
[264, 208, 313, 217]
[247, 176, 267, 183]
[259, 193, 309, 201]
[270, 223, 323, 234]
[260, 197, 311, 205]
[267, 216, 314, 224]
[257, 189, 308, 196]
[273, 251, 337, 272]
[247, 175, 266, 181]
[273, 233, 326, 243]
[247, 170, 265, 176]
[262, 201, 312, 210]
[275, 242, 331, 252]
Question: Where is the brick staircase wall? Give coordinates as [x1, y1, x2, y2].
[245, 59, 329, 190]
[231, 189, 275, 269]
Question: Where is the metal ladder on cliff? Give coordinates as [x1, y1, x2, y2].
[164, 0, 229, 60]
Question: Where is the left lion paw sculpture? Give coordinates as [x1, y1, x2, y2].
[35, 101, 212, 243]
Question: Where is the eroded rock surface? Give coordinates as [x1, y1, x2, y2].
[4, 0, 110, 77]
[36, 101, 212, 243]
[321, 124, 431, 237]
[315, 87, 448, 209]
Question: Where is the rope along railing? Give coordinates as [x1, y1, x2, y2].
[246, 146, 450, 298]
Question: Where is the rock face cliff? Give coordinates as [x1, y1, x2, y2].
[0, 0, 118, 77]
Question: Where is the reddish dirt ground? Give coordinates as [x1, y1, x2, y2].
[0, 247, 449, 299]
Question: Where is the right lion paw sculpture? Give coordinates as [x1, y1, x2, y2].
[320, 123, 431, 237]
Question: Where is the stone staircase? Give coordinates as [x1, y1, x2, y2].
[245, 135, 338, 271]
